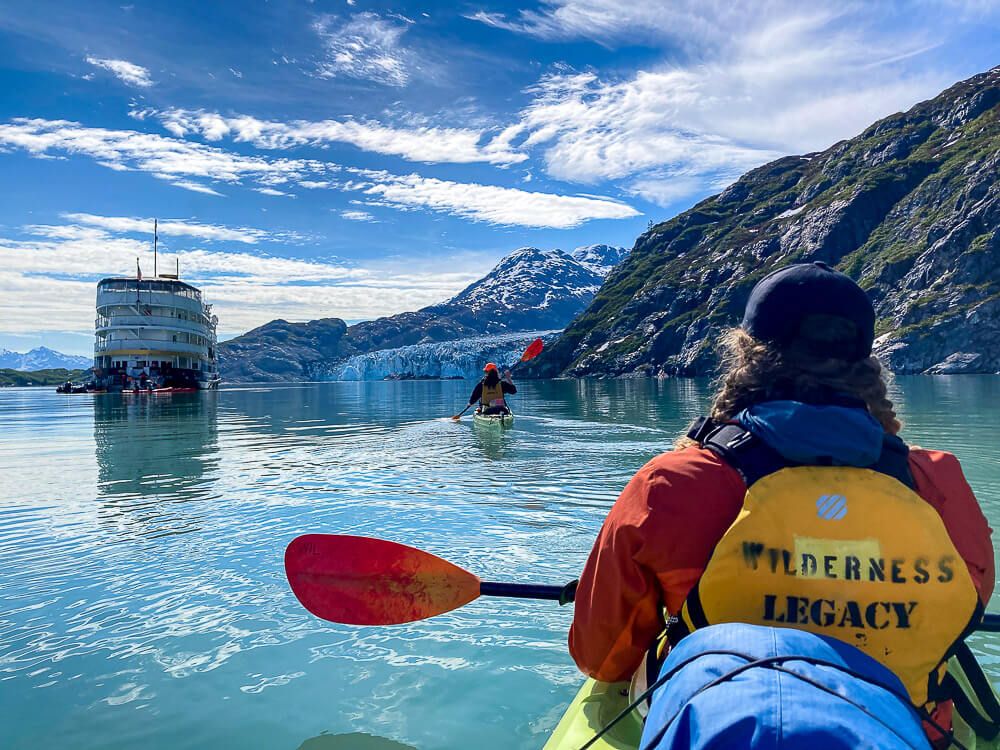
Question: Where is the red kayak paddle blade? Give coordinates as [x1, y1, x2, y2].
[285, 534, 482, 626]
[521, 338, 544, 362]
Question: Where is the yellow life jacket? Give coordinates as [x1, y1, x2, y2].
[480, 380, 506, 408]
[673, 419, 981, 708]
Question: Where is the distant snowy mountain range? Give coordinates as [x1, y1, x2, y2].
[0, 347, 90, 371]
[219, 243, 629, 382]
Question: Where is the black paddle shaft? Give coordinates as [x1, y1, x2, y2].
[480, 580, 578, 605]
[977, 614, 1000, 632]
[478, 581, 1000, 633]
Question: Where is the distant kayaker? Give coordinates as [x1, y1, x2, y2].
[569, 262, 995, 741]
[468, 363, 516, 415]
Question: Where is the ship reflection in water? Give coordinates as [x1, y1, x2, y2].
[93, 393, 219, 534]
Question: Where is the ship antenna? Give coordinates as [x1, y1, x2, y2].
[153, 218, 158, 278]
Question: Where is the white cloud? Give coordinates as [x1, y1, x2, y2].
[0, 222, 483, 336]
[85, 56, 154, 87]
[0, 118, 334, 195]
[516, 69, 782, 185]
[465, 1, 730, 46]
[347, 169, 639, 228]
[492, 3, 963, 204]
[170, 180, 226, 196]
[313, 12, 412, 86]
[341, 209, 377, 222]
[60, 213, 295, 244]
[254, 187, 292, 197]
[0, 117, 637, 227]
[138, 107, 527, 165]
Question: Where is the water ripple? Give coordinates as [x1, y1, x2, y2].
[0, 378, 997, 750]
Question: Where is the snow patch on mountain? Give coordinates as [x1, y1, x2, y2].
[446, 247, 604, 321]
[571, 244, 630, 276]
[320, 331, 558, 381]
[0, 347, 91, 371]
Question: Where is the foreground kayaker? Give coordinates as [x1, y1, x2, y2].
[569, 262, 995, 744]
[466, 363, 516, 416]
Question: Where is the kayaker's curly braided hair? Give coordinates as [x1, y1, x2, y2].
[707, 327, 901, 434]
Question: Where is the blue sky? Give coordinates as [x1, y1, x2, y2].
[1, 0, 998, 355]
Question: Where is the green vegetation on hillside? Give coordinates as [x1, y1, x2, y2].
[0, 368, 88, 387]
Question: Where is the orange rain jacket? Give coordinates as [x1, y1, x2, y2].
[569, 445, 995, 684]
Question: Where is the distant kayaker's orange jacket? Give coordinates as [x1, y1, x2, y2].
[569, 445, 995, 684]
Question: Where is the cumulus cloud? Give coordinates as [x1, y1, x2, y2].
[0, 222, 482, 336]
[514, 69, 782, 185]
[85, 56, 154, 87]
[137, 107, 527, 165]
[313, 12, 412, 86]
[0, 118, 334, 195]
[487, 2, 965, 204]
[347, 169, 640, 228]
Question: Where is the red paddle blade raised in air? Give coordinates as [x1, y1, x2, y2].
[284, 534, 482, 625]
[520, 338, 544, 362]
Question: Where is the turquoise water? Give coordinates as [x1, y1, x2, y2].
[1, 378, 998, 750]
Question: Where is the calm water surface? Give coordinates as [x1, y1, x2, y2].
[1, 378, 998, 749]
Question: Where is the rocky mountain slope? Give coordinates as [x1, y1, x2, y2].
[530, 67, 1000, 377]
[0, 347, 91, 371]
[218, 244, 627, 382]
[217, 319, 349, 382]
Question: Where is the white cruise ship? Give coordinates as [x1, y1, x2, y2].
[93, 271, 221, 392]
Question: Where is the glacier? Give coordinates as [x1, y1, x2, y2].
[318, 331, 559, 381]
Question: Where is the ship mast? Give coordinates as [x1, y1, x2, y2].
[153, 218, 158, 277]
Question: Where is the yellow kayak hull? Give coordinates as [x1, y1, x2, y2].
[473, 412, 514, 428]
[542, 680, 642, 750]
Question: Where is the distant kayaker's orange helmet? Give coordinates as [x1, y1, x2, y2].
[483, 362, 498, 373]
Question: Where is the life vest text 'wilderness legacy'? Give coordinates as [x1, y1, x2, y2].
[676, 424, 980, 707]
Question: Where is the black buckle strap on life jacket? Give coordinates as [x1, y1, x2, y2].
[665, 611, 692, 648]
[688, 417, 790, 488]
[685, 416, 717, 444]
[928, 602, 1000, 742]
[871, 433, 916, 490]
[935, 642, 1000, 741]
[687, 415, 916, 491]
